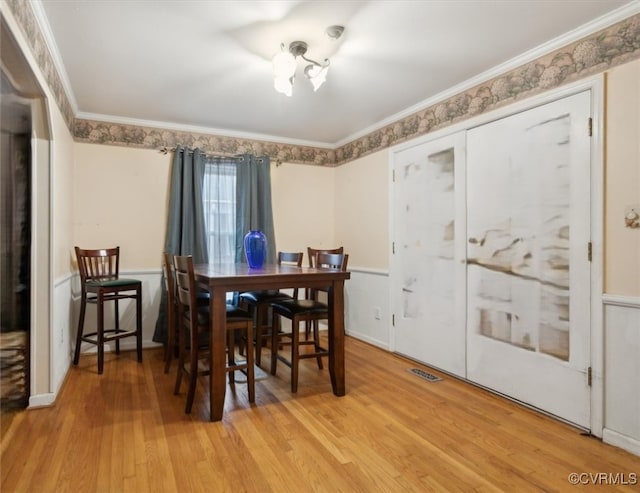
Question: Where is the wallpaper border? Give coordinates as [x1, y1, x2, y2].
[5, 2, 640, 167]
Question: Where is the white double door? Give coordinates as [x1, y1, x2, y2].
[392, 90, 592, 427]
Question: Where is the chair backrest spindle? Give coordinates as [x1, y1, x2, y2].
[307, 246, 343, 268]
[75, 246, 121, 283]
[316, 252, 349, 271]
[278, 251, 304, 267]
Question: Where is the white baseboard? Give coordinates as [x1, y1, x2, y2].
[347, 330, 389, 351]
[28, 393, 56, 408]
[76, 339, 163, 354]
[603, 428, 640, 457]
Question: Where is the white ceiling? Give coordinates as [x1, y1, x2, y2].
[34, 0, 637, 147]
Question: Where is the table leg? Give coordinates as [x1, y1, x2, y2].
[209, 287, 227, 421]
[328, 280, 346, 396]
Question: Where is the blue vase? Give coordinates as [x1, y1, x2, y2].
[244, 230, 267, 269]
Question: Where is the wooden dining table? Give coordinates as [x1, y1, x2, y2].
[193, 262, 351, 421]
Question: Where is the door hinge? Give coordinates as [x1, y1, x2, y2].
[392, 314, 395, 327]
[392, 169, 395, 182]
[392, 242, 395, 254]
[587, 366, 592, 387]
[588, 117, 593, 137]
[587, 242, 592, 262]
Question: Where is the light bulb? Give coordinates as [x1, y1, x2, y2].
[305, 64, 329, 91]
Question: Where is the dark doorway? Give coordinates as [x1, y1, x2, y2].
[1, 62, 32, 410]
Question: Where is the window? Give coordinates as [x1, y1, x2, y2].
[202, 159, 236, 264]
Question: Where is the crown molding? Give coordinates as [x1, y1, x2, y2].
[29, 0, 78, 115]
[75, 111, 334, 149]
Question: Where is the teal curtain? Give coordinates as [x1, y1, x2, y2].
[164, 147, 209, 263]
[235, 154, 276, 264]
[153, 146, 208, 343]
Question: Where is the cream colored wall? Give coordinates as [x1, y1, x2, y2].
[73, 144, 171, 270]
[51, 105, 75, 279]
[334, 151, 389, 270]
[605, 59, 640, 297]
[73, 151, 333, 268]
[271, 162, 335, 257]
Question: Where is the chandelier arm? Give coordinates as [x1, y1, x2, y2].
[300, 54, 329, 68]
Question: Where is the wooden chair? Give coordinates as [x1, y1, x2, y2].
[305, 246, 344, 338]
[73, 246, 142, 374]
[173, 255, 255, 414]
[238, 251, 304, 367]
[270, 252, 349, 393]
[163, 252, 211, 374]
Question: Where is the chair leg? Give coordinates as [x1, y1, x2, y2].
[238, 300, 249, 357]
[254, 304, 262, 367]
[73, 296, 87, 365]
[173, 343, 185, 395]
[114, 299, 120, 355]
[227, 329, 236, 388]
[185, 344, 198, 414]
[245, 320, 255, 403]
[136, 285, 143, 363]
[164, 305, 174, 373]
[97, 293, 105, 375]
[304, 320, 311, 341]
[270, 312, 280, 376]
[291, 317, 300, 393]
[256, 303, 273, 367]
[238, 335, 246, 358]
[313, 320, 324, 370]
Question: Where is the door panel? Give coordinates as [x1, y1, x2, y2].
[392, 132, 466, 377]
[466, 91, 591, 427]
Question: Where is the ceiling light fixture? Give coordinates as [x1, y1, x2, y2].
[272, 25, 344, 97]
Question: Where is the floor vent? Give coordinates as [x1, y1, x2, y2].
[408, 368, 443, 382]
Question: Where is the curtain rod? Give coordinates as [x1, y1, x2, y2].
[158, 146, 281, 166]
[158, 146, 236, 159]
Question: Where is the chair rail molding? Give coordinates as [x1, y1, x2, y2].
[602, 293, 640, 308]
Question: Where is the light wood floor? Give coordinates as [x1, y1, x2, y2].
[2, 337, 638, 492]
